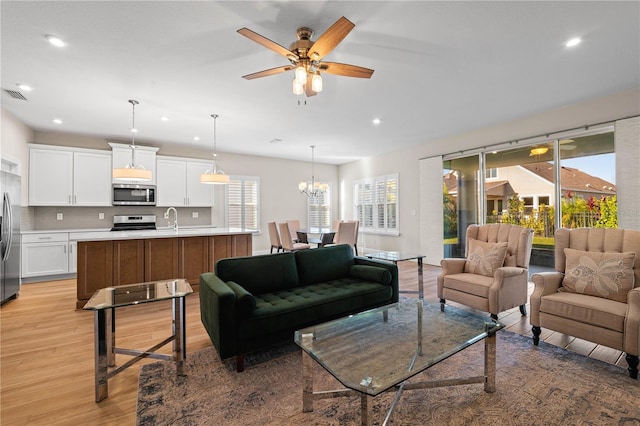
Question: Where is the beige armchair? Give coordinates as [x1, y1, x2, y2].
[530, 227, 640, 379]
[437, 223, 533, 321]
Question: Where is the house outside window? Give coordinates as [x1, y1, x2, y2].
[354, 174, 399, 235]
[226, 176, 260, 229]
[307, 183, 331, 230]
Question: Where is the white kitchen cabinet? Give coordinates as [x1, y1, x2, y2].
[68, 240, 78, 273]
[156, 156, 214, 207]
[28, 145, 111, 206]
[110, 143, 158, 185]
[21, 233, 70, 278]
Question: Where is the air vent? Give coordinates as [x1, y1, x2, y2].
[3, 89, 27, 100]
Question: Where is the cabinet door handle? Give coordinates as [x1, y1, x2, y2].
[74, 195, 77, 204]
[69, 244, 73, 254]
[69, 195, 72, 204]
[38, 236, 52, 240]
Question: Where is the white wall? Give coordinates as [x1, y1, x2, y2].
[1, 107, 33, 203]
[338, 88, 640, 260]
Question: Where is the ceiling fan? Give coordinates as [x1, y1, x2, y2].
[237, 16, 374, 97]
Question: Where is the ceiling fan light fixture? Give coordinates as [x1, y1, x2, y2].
[113, 99, 152, 181]
[295, 65, 307, 84]
[292, 78, 304, 95]
[311, 73, 323, 92]
[529, 147, 549, 156]
[200, 114, 229, 185]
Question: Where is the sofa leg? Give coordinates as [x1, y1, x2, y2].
[532, 326, 541, 346]
[519, 304, 527, 316]
[626, 354, 639, 379]
[236, 354, 245, 373]
[439, 298, 445, 312]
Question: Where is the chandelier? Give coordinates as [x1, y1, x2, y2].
[299, 145, 328, 197]
[112, 100, 152, 181]
[200, 114, 229, 184]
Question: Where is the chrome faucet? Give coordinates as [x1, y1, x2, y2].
[164, 207, 178, 231]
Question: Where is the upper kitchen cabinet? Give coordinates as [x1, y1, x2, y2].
[156, 156, 214, 207]
[28, 145, 111, 206]
[109, 142, 158, 185]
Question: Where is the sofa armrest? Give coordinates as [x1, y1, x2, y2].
[199, 272, 239, 359]
[354, 257, 399, 303]
[529, 271, 564, 327]
[624, 287, 640, 356]
[226, 280, 257, 318]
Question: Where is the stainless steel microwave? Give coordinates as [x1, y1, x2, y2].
[112, 184, 156, 206]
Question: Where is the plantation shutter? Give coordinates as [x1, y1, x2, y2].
[226, 176, 260, 229]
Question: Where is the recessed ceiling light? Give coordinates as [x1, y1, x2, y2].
[193, 136, 200, 141]
[45, 34, 66, 47]
[372, 118, 382, 125]
[160, 116, 169, 122]
[17, 84, 32, 91]
[52, 118, 62, 124]
[565, 37, 581, 47]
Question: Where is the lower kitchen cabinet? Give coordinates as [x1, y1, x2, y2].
[113, 239, 144, 286]
[76, 240, 113, 307]
[178, 236, 209, 292]
[22, 233, 70, 278]
[144, 238, 179, 282]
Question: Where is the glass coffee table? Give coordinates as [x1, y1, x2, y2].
[83, 279, 193, 402]
[364, 251, 425, 298]
[294, 299, 503, 425]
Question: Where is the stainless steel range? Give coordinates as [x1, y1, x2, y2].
[111, 214, 156, 231]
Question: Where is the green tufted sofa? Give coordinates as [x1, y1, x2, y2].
[200, 244, 399, 371]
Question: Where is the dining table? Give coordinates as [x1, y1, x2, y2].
[297, 228, 336, 247]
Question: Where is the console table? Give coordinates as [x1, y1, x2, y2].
[364, 251, 425, 299]
[83, 279, 193, 402]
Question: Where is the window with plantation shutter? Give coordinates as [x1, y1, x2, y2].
[226, 176, 260, 229]
[306, 184, 331, 231]
[354, 174, 398, 235]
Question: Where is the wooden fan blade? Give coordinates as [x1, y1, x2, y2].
[242, 65, 294, 80]
[319, 62, 374, 78]
[237, 27, 298, 60]
[307, 16, 355, 61]
[305, 75, 317, 97]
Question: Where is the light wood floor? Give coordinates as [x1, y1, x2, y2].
[0, 262, 626, 425]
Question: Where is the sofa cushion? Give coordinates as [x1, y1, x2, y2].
[539, 292, 627, 333]
[350, 265, 392, 286]
[236, 279, 392, 339]
[464, 240, 508, 277]
[216, 252, 299, 294]
[443, 273, 494, 298]
[295, 244, 354, 286]
[560, 248, 636, 303]
[225, 281, 256, 318]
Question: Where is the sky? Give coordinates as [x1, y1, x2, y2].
[561, 153, 615, 184]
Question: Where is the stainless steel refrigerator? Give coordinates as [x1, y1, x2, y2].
[1, 170, 21, 304]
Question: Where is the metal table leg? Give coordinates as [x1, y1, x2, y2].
[417, 257, 424, 299]
[173, 295, 187, 375]
[93, 309, 111, 402]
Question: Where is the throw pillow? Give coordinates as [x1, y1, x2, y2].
[561, 248, 636, 303]
[464, 240, 508, 277]
[350, 265, 392, 285]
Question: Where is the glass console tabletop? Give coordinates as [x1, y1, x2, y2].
[295, 299, 503, 395]
[363, 251, 424, 262]
[84, 279, 193, 310]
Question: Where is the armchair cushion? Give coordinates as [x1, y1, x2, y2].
[464, 240, 508, 277]
[560, 248, 636, 303]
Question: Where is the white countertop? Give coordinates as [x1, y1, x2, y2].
[23, 227, 256, 241]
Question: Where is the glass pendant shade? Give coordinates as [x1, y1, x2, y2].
[311, 73, 323, 92]
[295, 65, 307, 85]
[200, 114, 229, 185]
[113, 100, 151, 181]
[292, 78, 304, 95]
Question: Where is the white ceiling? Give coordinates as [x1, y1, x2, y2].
[2, 1, 639, 165]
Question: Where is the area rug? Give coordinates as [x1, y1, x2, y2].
[137, 331, 640, 425]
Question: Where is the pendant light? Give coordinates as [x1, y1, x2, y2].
[113, 99, 152, 181]
[298, 145, 327, 197]
[200, 114, 229, 184]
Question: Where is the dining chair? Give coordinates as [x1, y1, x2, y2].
[267, 221, 282, 253]
[325, 221, 358, 254]
[287, 219, 301, 242]
[346, 220, 360, 255]
[279, 223, 310, 252]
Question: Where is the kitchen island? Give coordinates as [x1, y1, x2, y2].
[73, 228, 254, 308]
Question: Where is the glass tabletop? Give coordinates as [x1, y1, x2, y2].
[83, 279, 193, 310]
[294, 299, 503, 396]
[364, 251, 424, 262]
